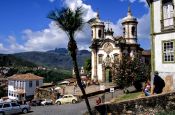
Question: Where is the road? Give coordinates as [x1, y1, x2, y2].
[26, 89, 123, 115]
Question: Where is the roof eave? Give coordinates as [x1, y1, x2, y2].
[146, 0, 153, 6]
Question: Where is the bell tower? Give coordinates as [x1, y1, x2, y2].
[90, 12, 105, 40]
[122, 6, 138, 44]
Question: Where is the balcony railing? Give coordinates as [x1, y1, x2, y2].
[161, 17, 175, 31]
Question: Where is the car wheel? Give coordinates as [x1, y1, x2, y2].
[56, 101, 61, 105]
[22, 108, 28, 114]
[72, 99, 76, 104]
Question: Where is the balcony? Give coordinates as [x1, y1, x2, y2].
[161, 17, 175, 31]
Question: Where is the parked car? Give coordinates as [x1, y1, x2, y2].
[31, 99, 43, 106]
[0, 101, 31, 115]
[41, 99, 53, 106]
[55, 94, 78, 105]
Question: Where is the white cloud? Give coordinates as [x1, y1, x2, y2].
[0, 43, 10, 53]
[0, 0, 150, 54]
[137, 12, 150, 39]
[48, 0, 55, 3]
[64, 0, 97, 21]
[120, 0, 148, 7]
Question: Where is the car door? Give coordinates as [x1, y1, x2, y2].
[68, 95, 73, 103]
[11, 102, 21, 114]
[2, 103, 12, 115]
[62, 96, 68, 104]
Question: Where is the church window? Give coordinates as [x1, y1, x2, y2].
[114, 54, 119, 63]
[162, 0, 174, 29]
[98, 54, 103, 64]
[131, 26, 135, 36]
[123, 27, 125, 37]
[162, 40, 174, 63]
[91, 30, 93, 37]
[98, 30, 102, 38]
[104, 42, 113, 54]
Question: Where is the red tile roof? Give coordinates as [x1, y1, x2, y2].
[8, 73, 43, 81]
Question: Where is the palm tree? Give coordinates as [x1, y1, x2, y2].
[48, 7, 92, 114]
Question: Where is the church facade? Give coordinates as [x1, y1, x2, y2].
[90, 8, 143, 83]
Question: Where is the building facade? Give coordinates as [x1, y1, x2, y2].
[90, 8, 143, 83]
[147, 0, 175, 91]
[8, 73, 43, 100]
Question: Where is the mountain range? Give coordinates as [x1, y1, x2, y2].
[11, 48, 91, 70]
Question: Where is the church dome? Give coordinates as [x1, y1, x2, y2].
[122, 6, 137, 24]
[91, 12, 104, 26]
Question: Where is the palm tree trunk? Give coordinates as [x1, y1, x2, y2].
[68, 38, 92, 115]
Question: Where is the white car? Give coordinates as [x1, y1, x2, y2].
[0, 102, 31, 115]
[41, 99, 53, 106]
[55, 94, 78, 105]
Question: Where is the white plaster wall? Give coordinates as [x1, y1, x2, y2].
[92, 27, 104, 39]
[158, 72, 175, 90]
[153, 1, 161, 33]
[96, 47, 121, 81]
[97, 65, 103, 81]
[91, 51, 95, 79]
[105, 35, 113, 40]
[154, 33, 175, 73]
[25, 80, 38, 96]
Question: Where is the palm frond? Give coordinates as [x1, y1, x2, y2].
[48, 6, 84, 38]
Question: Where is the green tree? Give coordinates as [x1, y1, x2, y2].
[114, 55, 149, 91]
[114, 56, 132, 89]
[84, 58, 91, 77]
[48, 7, 92, 114]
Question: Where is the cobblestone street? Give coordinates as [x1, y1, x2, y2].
[26, 88, 124, 115]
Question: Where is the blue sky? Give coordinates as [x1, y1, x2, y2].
[0, 0, 150, 54]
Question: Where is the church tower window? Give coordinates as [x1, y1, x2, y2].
[123, 27, 125, 37]
[91, 30, 93, 37]
[98, 30, 102, 38]
[131, 26, 135, 36]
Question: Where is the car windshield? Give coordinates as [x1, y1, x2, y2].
[0, 104, 2, 108]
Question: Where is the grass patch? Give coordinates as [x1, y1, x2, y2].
[113, 92, 142, 102]
[156, 110, 175, 115]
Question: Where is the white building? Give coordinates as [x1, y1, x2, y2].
[90, 7, 143, 82]
[147, 0, 175, 90]
[8, 73, 43, 100]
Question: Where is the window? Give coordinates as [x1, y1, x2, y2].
[114, 54, 119, 63]
[3, 103, 10, 108]
[0, 104, 2, 108]
[11, 103, 19, 107]
[162, 0, 174, 29]
[98, 30, 102, 38]
[131, 26, 135, 36]
[163, 41, 174, 62]
[29, 81, 32, 88]
[123, 27, 125, 36]
[98, 54, 103, 64]
[36, 80, 39, 87]
[9, 81, 14, 86]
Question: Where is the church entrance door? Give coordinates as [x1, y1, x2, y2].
[105, 67, 112, 82]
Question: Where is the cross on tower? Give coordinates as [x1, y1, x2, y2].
[106, 21, 110, 30]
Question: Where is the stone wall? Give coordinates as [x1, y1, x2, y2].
[95, 91, 175, 114]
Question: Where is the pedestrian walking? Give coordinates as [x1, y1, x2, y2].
[152, 71, 165, 94]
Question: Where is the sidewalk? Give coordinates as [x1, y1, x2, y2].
[64, 83, 116, 96]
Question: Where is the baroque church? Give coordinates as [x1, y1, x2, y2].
[90, 7, 143, 83]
